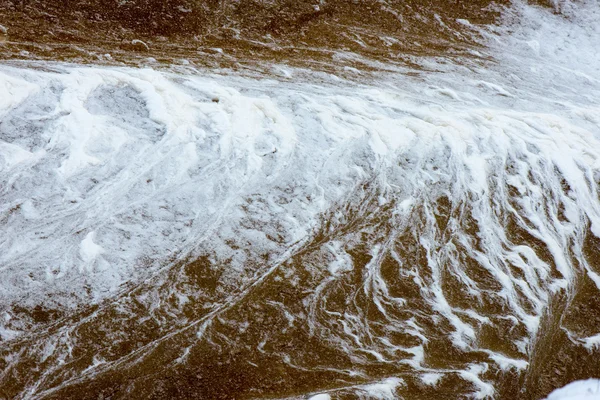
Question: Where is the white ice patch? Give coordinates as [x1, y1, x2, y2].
[0, 141, 35, 168]
[483, 350, 528, 371]
[356, 377, 404, 399]
[421, 373, 443, 386]
[79, 231, 104, 264]
[0, 73, 38, 115]
[459, 364, 495, 399]
[578, 333, 600, 351]
[326, 241, 353, 276]
[545, 379, 600, 400]
[308, 394, 331, 400]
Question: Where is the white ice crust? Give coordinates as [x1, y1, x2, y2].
[546, 379, 600, 400]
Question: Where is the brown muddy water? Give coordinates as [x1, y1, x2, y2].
[2, 1, 600, 399]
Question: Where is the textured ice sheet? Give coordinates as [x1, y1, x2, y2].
[1, 59, 599, 398]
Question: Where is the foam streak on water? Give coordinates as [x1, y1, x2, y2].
[1, 1, 600, 399]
